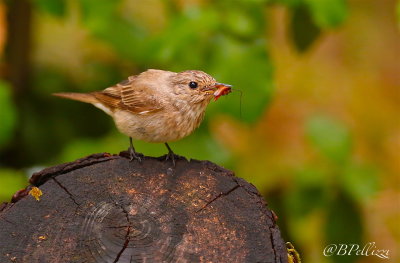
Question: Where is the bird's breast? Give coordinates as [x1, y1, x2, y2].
[113, 101, 208, 143]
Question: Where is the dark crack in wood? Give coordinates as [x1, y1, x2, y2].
[2, 218, 17, 227]
[197, 184, 240, 213]
[0, 203, 12, 213]
[270, 227, 278, 262]
[30, 153, 118, 186]
[52, 177, 80, 206]
[106, 225, 131, 229]
[113, 204, 132, 263]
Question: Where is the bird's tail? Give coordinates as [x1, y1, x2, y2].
[53, 92, 98, 104]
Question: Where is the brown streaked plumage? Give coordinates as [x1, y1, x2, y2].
[54, 69, 231, 165]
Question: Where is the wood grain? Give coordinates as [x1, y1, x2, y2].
[0, 153, 288, 263]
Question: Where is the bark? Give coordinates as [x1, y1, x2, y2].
[0, 152, 288, 263]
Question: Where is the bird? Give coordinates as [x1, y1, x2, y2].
[53, 69, 232, 165]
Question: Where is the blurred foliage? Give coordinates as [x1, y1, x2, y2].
[305, 0, 348, 28]
[0, 81, 17, 148]
[397, 1, 400, 28]
[290, 4, 321, 52]
[1, 0, 399, 262]
[306, 115, 352, 164]
[274, 0, 348, 51]
[0, 169, 26, 201]
[33, 0, 66, 17]
[325, 191, 362, 263]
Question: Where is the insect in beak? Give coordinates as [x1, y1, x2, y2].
[212, 83, 232, 101]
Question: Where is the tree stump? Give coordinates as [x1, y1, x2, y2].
[0, 152, 288, 263]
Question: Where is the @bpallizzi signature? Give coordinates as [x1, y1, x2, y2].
[323, 242, 389, 259]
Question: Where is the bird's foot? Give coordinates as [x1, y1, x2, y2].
[128, 137, 142, 163]
[164, 143, 177, 167]
[165, 152, 176, 167]
[129, 146, 142, 163]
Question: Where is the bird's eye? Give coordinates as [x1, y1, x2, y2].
[188, 81, 198, 89]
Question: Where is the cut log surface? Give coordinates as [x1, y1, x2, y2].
[0, 152, 288, 263]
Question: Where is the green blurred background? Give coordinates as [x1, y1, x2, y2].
[0, 0, 399, 262]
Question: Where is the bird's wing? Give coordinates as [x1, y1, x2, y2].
[93, 76, 164, 115]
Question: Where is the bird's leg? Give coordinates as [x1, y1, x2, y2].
[164, 143, 176, 166]
[129, 137, 141, 162]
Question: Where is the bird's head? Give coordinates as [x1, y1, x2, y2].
[169, 70, 232, 104]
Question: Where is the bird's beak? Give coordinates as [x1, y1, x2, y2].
[204, 83, 232, 101]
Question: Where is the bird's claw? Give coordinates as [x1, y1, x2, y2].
[129, 147, 142, 163]
[165, 152, 176, 167]
[130, 154, 142, 163]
